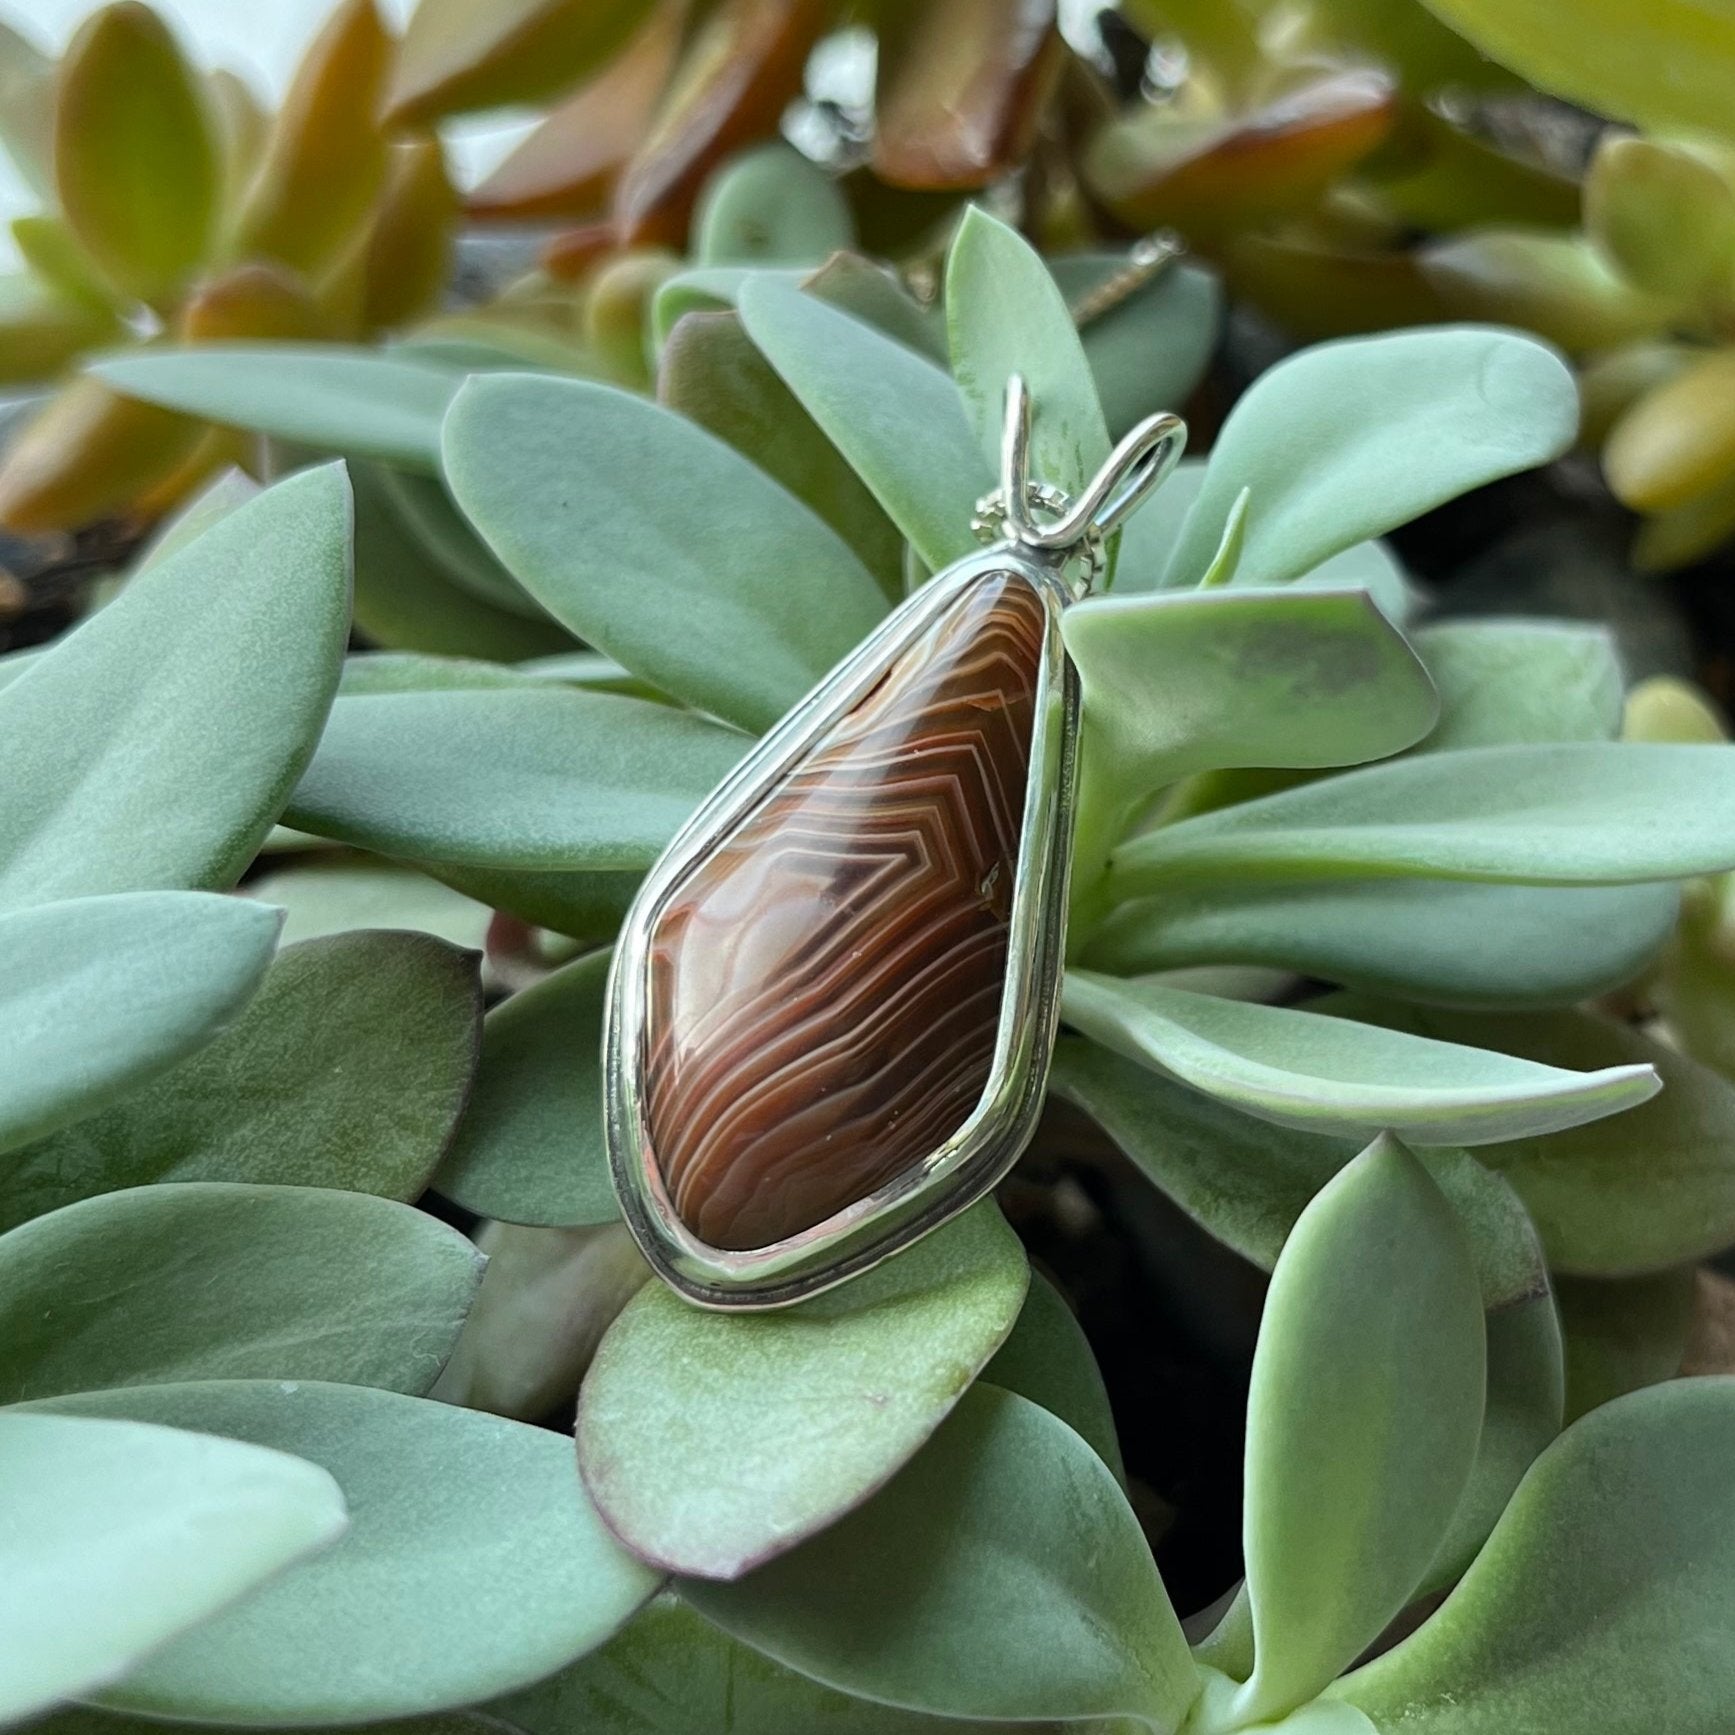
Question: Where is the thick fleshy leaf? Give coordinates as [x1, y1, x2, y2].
[0, 1183, 482, 1402]
[1061, 973, 1657, 1146]
[33, 1713, 499, 1735]
[1556, 1267, 1696, 1422]
[1412, 619, 1622, 751]
[135, 463, 258, 569]
[1049, 252, 1221, 441]
[286, 688, 743, 870]
[431, 862, 643, 944]
[738, 277, 989, 572]
[981, 1270, 1124, 1484]
[243, 860, 492, 951]
[374, 466, 549, 618]
[0, 465, 350, 909]
[0, 931, 481, 1235]
[684, 1385, 1196, 1728]
[1605, 347, 1735, 513]
[0, 1412, 345, 1725]
[872, 0, 1062, 190]
[35, 1382, 661, 1723]
[694, 143, 853, 264]
[947, 206, 1109, 497]
[92, 345, 458, 470]
[0, 893, 278, 1156]
[436, 949, 617, 1226]
[229, 0, 390, 274]
[1337, 1380, 1735, 1735]
[1085, 876, 1680, 1009]
[577, 1203, 1027, 1579]
[660, 307, 903, 593]
[390, 0, 646, 122]
[1415, 0, 1735, 139]
[1062, 586, 1437, 909]
[496, 1595, 984, 1735]
[1163, 328, 1577, 590]
[1234, 1137, 1483, 1725]
[1049, 1038, 1547, 1312]
[0, 270, 118, 383]
[1585, 135, 1735, 302]
[52, 4, 219, 304]
[444, 373, 886, 731]
[1110, 743, 1735, 901]
[1324, 1000, 1735, 1275]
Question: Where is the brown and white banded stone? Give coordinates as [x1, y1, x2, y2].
[644, 570, 1046, 1250]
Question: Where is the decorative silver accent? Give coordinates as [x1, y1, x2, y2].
[604, 379, 1188, 1308]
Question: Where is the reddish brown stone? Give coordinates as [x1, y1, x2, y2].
[644, 570, 1046, 1250]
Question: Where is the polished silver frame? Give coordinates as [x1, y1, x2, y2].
[604, 547, 1080, 1309]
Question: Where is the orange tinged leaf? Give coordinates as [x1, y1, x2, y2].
[180, 262, 329, 341]
[613, 0, 828, 247]
[229, 0, 391, 275]
[129, 424, 252, 520]
[387, 0, 650, 125]
[0, 377, 203, 533]
[1605, 347, 1735, 513]
[469, 8, 678, 222]
[585, 248, 679, 385]
[52, 3, 220, 305]
[358, 135, 461, 330]
[873, 0, 1065, 191]
[208, 67, 269, 213]
[542, 222, 621, 283]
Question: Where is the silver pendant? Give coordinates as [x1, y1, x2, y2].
[605, 378, 1186, 1307]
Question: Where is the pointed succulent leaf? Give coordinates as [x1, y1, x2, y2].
[0, 893, 277, 1157]
[1322, 999, 1735, 1275]
[0, 1183, 483, 1402]
[52, 3, 220, 304]
[436, 949, 617, 1227]
[286, 688, 744, 870]
[577, 1203, 1027, 1579]
[34, 1381, 661, 1723]
[1110, 743, 1735, 902]
[0, 465, 350, 909]
[684, 1385, 1196, 1728]
[0, 1412, 344, 1725]
[92, 344, 459, 470]
[1234, 1137, 1484, 1725]
[0, 931, 481, 1235]
[947, 205, 1110, 498]
[1163, 328, 1577, 589]
[1062, 973, 1658, 1146]
[738, 278, 990, 572]
[1049, 1038, 1547, 1312]
[135, 464, 258, 569]
[1556, 1267, 1697, 1423]
[1337, 1380, 1735, 1735]
[444, 374, 887, 731]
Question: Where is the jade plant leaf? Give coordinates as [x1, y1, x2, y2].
[444, 374, 889, 731]
[1061, 973, 1658, 1145]
[577, 1203, 1028, 1579]
[684, 1384, 1197, 1729]
[0, 1183, 483, 1402]
[1337, 1380, 1735, 1735]
[0, 893, 279, 1155]
[1412, 620, 1622, 751]
[35, 1381, 662, 1724]
[1234, 1137, 1484, 1725]
[52, 3, 220, 305]
[0, 931, 480, 1234]
[737, 278, 991, 574]
[435, 948, 617, 1227]
[1163, 328, 1578, 589]
[0, 465, 351, 910]
[0, 1411, 345, 1725]
[1321, 1000, 1735, 1274]
[1110, 743, 1735, 900]
[1555, 1267, 1697, 1422]
[1049, 1038, 1547, 1311]
[1084, 877, 1681, 1009]
[286, 688, 745, 870]
[92, 346, 461, 471]
[497, 1595, 981, 1735]
[981, 1270, 1125, 1485]
[947, 206, 1110, 498]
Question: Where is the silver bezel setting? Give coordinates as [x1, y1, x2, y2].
[604, 549, 1079, 1309]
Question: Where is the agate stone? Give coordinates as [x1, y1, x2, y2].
[644, 570, 1046, 1250]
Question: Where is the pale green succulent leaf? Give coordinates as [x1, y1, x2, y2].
[694, 143, 855, 265]
[1555, 1267, 1698, 1423]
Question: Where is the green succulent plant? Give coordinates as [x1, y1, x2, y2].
[8, 181, 1735, 1735]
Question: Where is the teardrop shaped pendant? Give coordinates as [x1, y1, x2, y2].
[606, 379, 1186, 1306]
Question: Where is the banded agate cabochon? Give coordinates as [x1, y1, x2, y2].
[643, 569, 1047, 1250]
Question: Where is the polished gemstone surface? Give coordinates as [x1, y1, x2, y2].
[644, 570, 1046, 1250]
